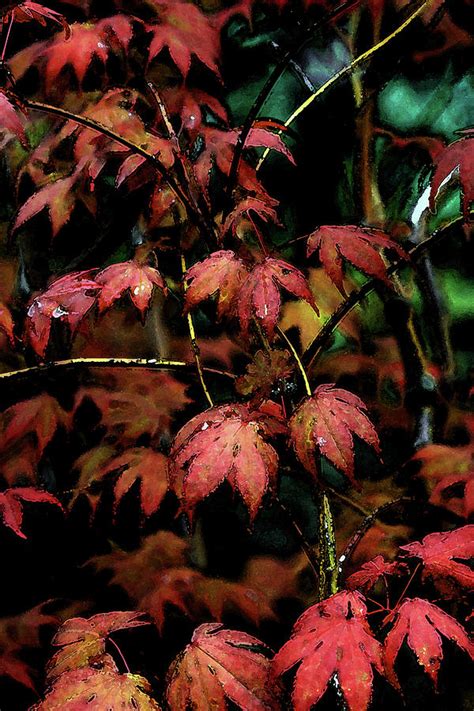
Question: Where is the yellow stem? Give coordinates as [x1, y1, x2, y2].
[256, 0, 433, 171]
[181, 254, 214, 408]
[276, 326, 312, 397]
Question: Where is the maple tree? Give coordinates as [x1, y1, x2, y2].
[0, 0, 472, 709]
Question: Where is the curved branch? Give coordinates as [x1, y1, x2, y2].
[0, 357, 236, 386]
[304, 215, 463, 369]
[224, 0, 360, 209]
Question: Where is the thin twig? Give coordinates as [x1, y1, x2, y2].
[274, 494, 320, 586]
[181, 254, 214, 408]
[256, 0, 434, 171]
[338, 497, 414, 573]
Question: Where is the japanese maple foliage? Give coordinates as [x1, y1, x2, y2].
[0, 0, 472, 709]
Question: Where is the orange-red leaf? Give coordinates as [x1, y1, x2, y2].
[346, 555, 406, 592]
[11, 16, 134, 90]
[184, 250, 248, 319]
[47, 611, 148, 681]
[0, 487, 62, 539]
[222, 197, 280, 240]
[289, 383, 380, 485]
[307, 225, 408, 297]
[413, 443, 474, 519]
[0, 302, 14, 346]
[25, 270, 100, 357]
[169, 401, 286, 521]
[166, 623, 280, 711]
[96, 261, 167, 315]
[273, 590, 383, 711]
[384, 598, 474, 689]
[236, 349, 295, 404]
[400, 526, 474, 598]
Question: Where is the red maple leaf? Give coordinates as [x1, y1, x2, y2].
[25, 270, 100, 357]
[306, 225, 408, 297]
[0, 90, 26, 145]
[429, 130, 474, 220]
[161, 86, 227, 133]
[11, 15, 135, 90]
[400, 526, 474, 598]
[384, 597, 474, 689]
[168, 401, 286, 521]
[236, 348, 295, 404]
[289, 383, 380, 485]
[32, 667, 160, 710]
[146, 0, 221, 78]
[47, 611, 148, 681]
[6, 1, 70, 36]
[222, 197, 281, 240]
[141, 568, 275, 632]
[73, 447, 169, 519]
[193, 126, 294, 193]
[0, 487, 63, 539]
[273, 590, 383, 711]
[166, 623, 280, 710]
[0, 302, 14, 346]
[185, 252, 316, 338]
[346, 555, 406, 592]
[96, 261, 167, 316]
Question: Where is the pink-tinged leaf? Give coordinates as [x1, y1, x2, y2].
[0, 90, 26, 145]
[429, 130, 474, 219]
[25, 270, 100, 357]
[289, 383, 380, 485]
[307, 225, 408, 297]
[346, 555, 407, 592]
[273, 590, 383, 711]
[10, 15, 134, 90]
[147, 1, 220, 78]
[0, 487, 63, 539]
[236, 257, 317, 337]
[400, 526, 474, 598]
[413, 443, 474, 519]
[384, 597, 474, 688]
[169, 401, 286, 522]
[7, 1, 70, 37]
[184, 250, 248, 319]
[166, 623, 280, 710]
[96, 261, 167, 316]
[222, 197, 280, 240]
[0, 302, 14, 345]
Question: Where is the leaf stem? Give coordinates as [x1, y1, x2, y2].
[256, 0, 433, 171]
[1, 14, 14, 63]
[181, 254, 214, 408]
[276, 326, 311, 397]
[108, 636, 131, 674]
